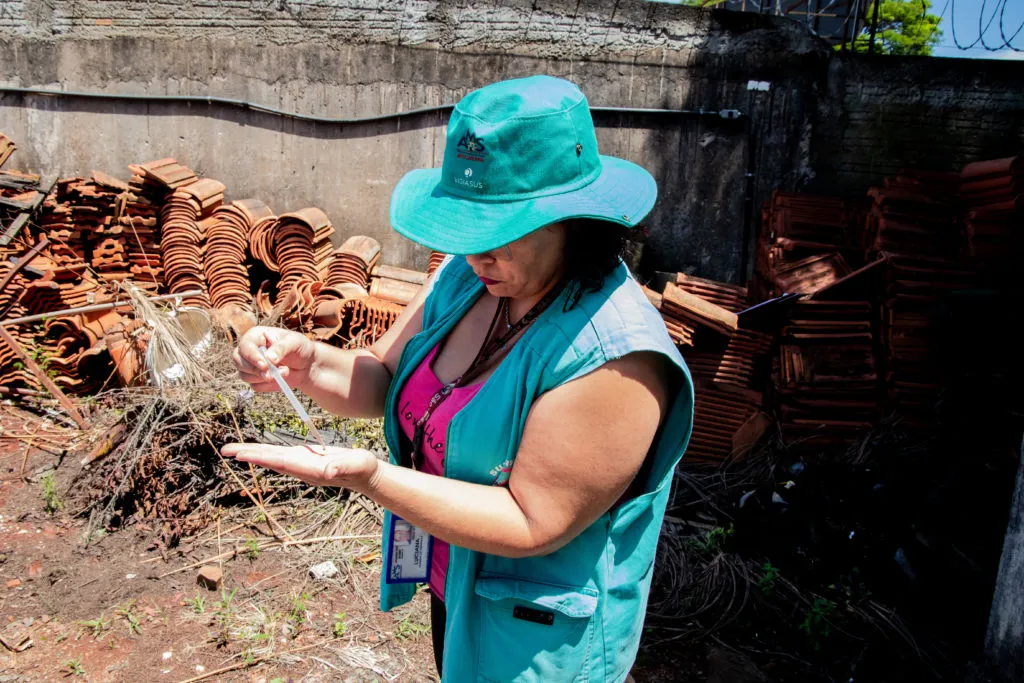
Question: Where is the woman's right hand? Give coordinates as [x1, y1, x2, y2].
[234, 326, 317, 393]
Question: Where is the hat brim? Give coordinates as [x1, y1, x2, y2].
[389, 156, 657, 255]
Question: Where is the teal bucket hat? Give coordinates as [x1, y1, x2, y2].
[389, 75, 658, 255]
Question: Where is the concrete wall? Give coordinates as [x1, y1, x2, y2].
[1, 0, 1022, 282]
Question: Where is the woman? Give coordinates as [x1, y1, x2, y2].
[224, 75, 694, 682]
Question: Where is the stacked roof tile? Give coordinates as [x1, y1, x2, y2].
[648, 276, 771, 465]
[206, 199, 273, 310]
[369, 265, 426, 306]
[754, 191, 858, 300]
[961, 156, 1023, 275]
[774, 300, 878, 446]
[161, 177, 225, 308]
[274, 208, 335, 296]
[865, 169, 962, 261]
[427, 250, 447, 277]
[329, 236, 381, 292]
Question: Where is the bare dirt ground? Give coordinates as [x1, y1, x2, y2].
[0, 409, 437, 683]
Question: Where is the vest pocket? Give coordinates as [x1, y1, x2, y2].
[474, 574, 598, 682]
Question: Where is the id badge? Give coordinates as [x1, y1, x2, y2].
[385, 515, 433, 584]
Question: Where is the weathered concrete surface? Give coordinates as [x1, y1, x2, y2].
[1, 0, 1022, 282]
[1, 1, 826, 280]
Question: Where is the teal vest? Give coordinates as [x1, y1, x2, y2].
[380, 256, 694, 682]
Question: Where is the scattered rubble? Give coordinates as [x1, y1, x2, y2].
[309, 560, 340, 581]
[196, 565, 223, 591]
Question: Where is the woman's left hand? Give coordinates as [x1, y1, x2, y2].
[221, 443, 380, 491]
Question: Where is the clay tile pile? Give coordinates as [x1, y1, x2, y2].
[675, 272, 749, 313]
[653, 276, 746, 350]
[341, 296, 405, 349]
[36, 309, 132, 394]
[206, 198, 273, 311]
[40, 171, 163, 294]
[879, 254, 976, 427]
[686, 329, 772, 398]
[67, 177, 123, 271]
[248, 215, 279, 274]
[647, 284, 693, 347]
[111, 175, 163, 293]
[0, 263, 27, 319]
[647, 273, 772, 465]
[865, 169, 962, 261]
[1, 139, 440, 396]
[770, 252, 852, 297]
[753, 191, 858, 300]
[0, 167, 46, 233]
[273, 276, 325, 331]
[427, 250, 447, 277]
[961, 156, 1023, 273]
[274, 208, 335, 296]
[775, 300, 878, 446]
[40, 181, 88, 270]
[661, 280, 739, 342]
[129, 158, 198, 201]
[369, 264, 426, 306]
[860, 169, 978, 426]
[179, 177, 227, 214]
[161, 176, 225, 308]
[328, 235, 381, 292]
[0, 243, 125, 396]
[689, 389, 768, 466]
[307, 238, 426, 345]
[685, 327, 774, 465]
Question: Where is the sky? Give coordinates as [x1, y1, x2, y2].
[927, 0, 1024, 59]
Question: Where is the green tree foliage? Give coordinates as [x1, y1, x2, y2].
[849, 0, 943, 55]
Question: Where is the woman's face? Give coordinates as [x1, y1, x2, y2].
[464, 223, 567, 301]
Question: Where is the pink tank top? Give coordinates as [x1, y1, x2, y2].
[396, 343, 484, 601]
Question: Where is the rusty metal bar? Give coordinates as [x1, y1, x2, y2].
[0, 289, 203, 327]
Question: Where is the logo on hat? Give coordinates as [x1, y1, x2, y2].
[464, 168, 473, 177]
[456, 131, 487, 162]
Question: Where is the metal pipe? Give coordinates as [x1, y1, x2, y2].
[0, 86, 743, 123]
[1, 289, 203, 327]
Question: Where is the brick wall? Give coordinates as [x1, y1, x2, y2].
[812, 56, 1024, 198]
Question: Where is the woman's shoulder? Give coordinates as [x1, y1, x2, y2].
[553, 263, 674, 347]
[530, 263, 686, 383]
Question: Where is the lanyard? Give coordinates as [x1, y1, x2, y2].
[408, 284, 563, 471]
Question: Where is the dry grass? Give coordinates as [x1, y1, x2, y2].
[647, 434, 947, 679]
[52, 323, 436, 680]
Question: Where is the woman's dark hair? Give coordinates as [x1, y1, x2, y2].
[562, 219, 632, 310]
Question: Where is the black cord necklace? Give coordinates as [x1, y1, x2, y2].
[408, 283, 563, 470]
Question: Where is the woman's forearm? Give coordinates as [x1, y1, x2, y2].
[358, 460, 544, 558]
[296, 343, 393, 418]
